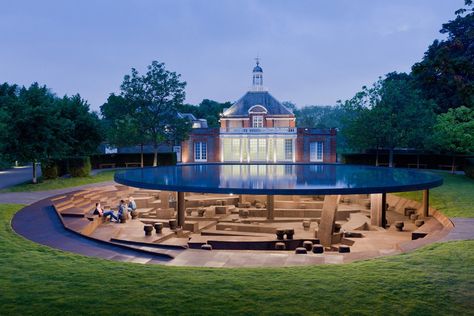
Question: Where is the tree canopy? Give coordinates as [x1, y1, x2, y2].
[412, 0, 474, 113]
[339, 73, 437, 166]
[115, 61, 191, 166]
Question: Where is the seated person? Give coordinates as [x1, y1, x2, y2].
[93, 202, 118, 222]
[117, 200, 128, 222]
[128, 196, 137, 213]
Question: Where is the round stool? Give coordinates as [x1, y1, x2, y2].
[144, 225, 153, 236]
[295, 247, 307, 254]
[276, 229, 286, 240]
[154, 222, 163, 234]
[394, 221, 404, 231]
[285, 229, 295, 240]
[302, 240, 313, 251]
[312, 244, 324, 254]
[169, 219, 177, 230]
[275, 242, 286, 250]
[131, 210, 138, 219]
[415, 219, 425, 227]
[338, 245, 350, 253]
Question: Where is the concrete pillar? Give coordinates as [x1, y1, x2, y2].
[370, 193, 387, 228]
[159, 191, 169, 209]
[177, 191, 185, 227]
[267, 195, 274, 220]
[318, 195, 340, 247]
[423, 189, 429, 217]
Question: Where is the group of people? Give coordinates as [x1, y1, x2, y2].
[93, 197, 137, 223]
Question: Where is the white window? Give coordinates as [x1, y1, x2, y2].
[194, 142, 207, 162]
[249, 138, 266, 161]
[310, 141, 324, 162]
[252, 116, 263, 128]
[284, 139, 293, 160]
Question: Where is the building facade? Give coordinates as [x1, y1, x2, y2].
[181, 61, 337, 163]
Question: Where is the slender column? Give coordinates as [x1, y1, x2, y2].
[266, 195, 274, 220]
[381, 193, 387, 228]
[177, 191, 185, 227]
[423, 189, 429, 217]
[318, 195, 340, 247]
[370, 193, 387, 228]
[370, 193, 382, 227]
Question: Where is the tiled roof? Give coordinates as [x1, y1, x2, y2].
[223, 91, 293, 117]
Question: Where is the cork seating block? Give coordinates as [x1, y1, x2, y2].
[216, 223, 276, 234]
[275, 242, 286, 250]
[302, 220, 311, 230]
[410, 214, 419, 222]
[155, 208, 175, 219]
[136, 208, 153, 217]
[238, 202, 251, 208]
[276, 229, 286, 240]
[239, 209, 249, 218]
[183, 221, 200, 233]
[204, 207, 216, 218]
[169, 219, 178, 230]
[405, 207, 417, 217]
[303, 240, 313, 251]
[215, 206, 228, 214]
[395, 221, 404, 231]
[144, 225, 153, 236]
[312, 244, 324, 254]
[295, 247, 307, 254]
[415, 220, 425, 227]
[338, 245, 350, 253]
[285, 228, 295, 240]
[134, 196, 155, 208]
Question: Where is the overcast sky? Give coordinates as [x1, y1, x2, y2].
[0, 0, 463, 111]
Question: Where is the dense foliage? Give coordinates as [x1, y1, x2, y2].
[178, 99, 232, 128]
[0, 82, 102, 181]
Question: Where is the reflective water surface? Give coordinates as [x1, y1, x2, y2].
[114, 163, 443, 195]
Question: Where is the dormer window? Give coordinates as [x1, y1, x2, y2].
[252, 115, 263, 128]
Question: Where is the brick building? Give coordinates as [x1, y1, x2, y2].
[181, 61, 337, 163]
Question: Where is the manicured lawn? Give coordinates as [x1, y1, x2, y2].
[1, 204, 473, 315]
[396, 172, 474, 218]
[1, 171, 115, 192]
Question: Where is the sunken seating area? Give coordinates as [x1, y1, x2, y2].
[50, 185, 453, 259]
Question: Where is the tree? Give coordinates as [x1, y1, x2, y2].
[120, 61, 190, 166]
[4, 83, 73, 183]
[57, 94, 103, 156]
[0, 83, 17, 169]
[431, 106, 474, 172]
[293, 104, 345, 129]
[340, 73, 437, 167]
[101, 94, 147, 167]
[412, 0, 474, 113]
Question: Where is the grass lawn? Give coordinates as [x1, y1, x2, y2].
[1, 204, 474, 315]
[1, 171, 115, 193]
[396, 172, 474, 218]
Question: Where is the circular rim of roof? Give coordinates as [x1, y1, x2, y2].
[114, 163, 443, 195]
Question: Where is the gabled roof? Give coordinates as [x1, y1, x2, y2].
[223, 91, 293, 117]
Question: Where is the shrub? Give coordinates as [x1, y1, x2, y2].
[68, 156, 91, 177]
[464, 158, 474, 179]
[41, 160, 59, 179]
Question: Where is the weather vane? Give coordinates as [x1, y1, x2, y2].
[255, 55, 260, 66]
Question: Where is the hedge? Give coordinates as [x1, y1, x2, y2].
[90, 153, 177, 169]
[40, 157, 91, 179]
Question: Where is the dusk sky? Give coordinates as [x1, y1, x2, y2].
[0, 0, 462, 111]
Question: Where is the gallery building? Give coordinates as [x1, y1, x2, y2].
[181, 61, 337, 163]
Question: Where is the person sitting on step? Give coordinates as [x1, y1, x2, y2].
[93, 202, 118, 222]
[128, 196, 137, 213]
[117, 200, 128, 222]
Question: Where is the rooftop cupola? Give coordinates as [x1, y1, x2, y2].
[252, 58, 264, 91]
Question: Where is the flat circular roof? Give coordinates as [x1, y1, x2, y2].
[114, 163, 443, 195]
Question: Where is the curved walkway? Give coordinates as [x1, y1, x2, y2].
[12, 197, 171, 264]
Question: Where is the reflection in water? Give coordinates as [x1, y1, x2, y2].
[116, 164, 442, 193]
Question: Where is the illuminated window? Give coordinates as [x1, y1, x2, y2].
[310, 142, 324, 162]
[284, 139, 293, 160]
[194, 142, 207, 161]
[252, 116, 263, 128]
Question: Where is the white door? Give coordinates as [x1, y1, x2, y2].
[310, 141, 323, 162]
